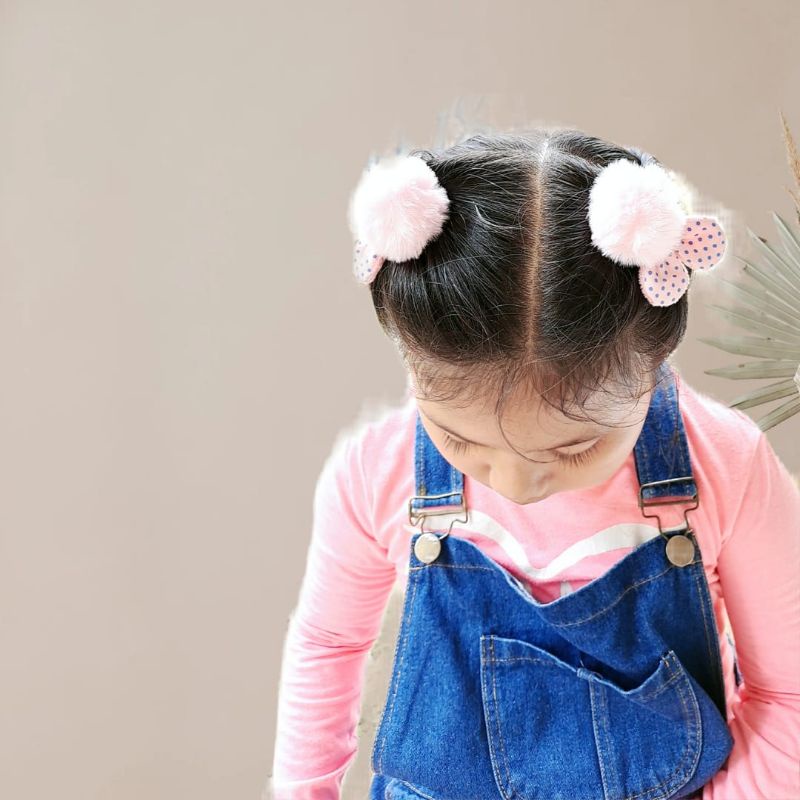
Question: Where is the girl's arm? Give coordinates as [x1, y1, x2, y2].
[704, 432, 800, 800]
[268, 430, 398, 800]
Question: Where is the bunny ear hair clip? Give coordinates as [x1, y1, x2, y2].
[348, 154, 451, 285]
[587, 158, 727, 307]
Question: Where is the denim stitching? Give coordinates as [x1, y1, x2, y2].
[623, 656, 701, 800]
[414, 412, 423, 500]
[673, 374, 690, 479]
[488, 656, 684, 702]
[667, 377, 679, 477]
[638, 408, 650, 494]
[479, 637, 506, 800]
[592, 678, 614, 799]
[488, 636, 517, 800]
[552, 564, 677, 627]
[631, 669, 682, 702]
[656, 375, 670, 481]
[385, 778, 438, 800]
[639, 368, 659, 495]
[376, 567, 421, 773]
[668, 372, 695, 497]
[408, 564, 496, 573]
[691, 558, 727, 721]
[692, 564, 717, 701]
[586, 680, 605, 796]
[489, 656, 567, 666]
[656, 655, 701, 798]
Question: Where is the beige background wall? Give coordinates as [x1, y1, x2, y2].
[0, 1, 797, 798]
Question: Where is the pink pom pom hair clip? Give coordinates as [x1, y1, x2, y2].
[347, 151, 727, 307]
[347, 154, 450, 285]
[587, 157, 727, 306]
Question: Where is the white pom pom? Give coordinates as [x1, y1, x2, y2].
[587, 158, 687, 270]
[347, 154, 450, 263]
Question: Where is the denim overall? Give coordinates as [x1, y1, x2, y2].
[368, 362, 734, 800]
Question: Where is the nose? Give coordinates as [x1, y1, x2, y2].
[489, 463, 550, 504]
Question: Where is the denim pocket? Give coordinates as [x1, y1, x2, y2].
[479, 634, 701, 800]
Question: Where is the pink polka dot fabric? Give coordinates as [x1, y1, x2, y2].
[352, 238, 385, 284]
[638, 216, 727, 307]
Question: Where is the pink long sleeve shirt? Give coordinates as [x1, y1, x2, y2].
[270, 367, 800, 800]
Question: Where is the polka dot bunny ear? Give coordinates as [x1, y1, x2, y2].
[638, 216, 727, 306]
[347, 154, 450, 285]
[587, 157, 727, 307]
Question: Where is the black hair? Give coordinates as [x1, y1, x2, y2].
[368, 126, 686, 436]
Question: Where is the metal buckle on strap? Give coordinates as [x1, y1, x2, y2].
[638, 476, 700, 540]
[408, 492, 469, 539]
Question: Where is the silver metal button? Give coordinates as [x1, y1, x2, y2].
[414, 532, 442, 564]
[665, 534, 695, 567]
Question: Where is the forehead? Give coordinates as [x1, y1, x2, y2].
[420, 379, 632, 425]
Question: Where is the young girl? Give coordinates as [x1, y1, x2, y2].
[269, 128, 800, 800]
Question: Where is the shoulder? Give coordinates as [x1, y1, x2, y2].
[671, 364, 764, 471]
[317, 393, 417, 519]
[324, 393, 416, 471]
[670, 364, 772, 544]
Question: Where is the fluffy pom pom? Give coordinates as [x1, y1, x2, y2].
[587, 158, 687, 270]
[347, 154, 450, 263]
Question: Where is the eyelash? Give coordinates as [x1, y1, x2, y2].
[441, 432, 601, 467]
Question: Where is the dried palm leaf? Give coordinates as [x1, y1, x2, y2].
[756, 394, 800, 430]
[703, 359, 798, 380]
[699, 114, 800, 432]
[727, 377, 799, 410]
[697, 335, 800, 360]
[779, 109, 800, 217]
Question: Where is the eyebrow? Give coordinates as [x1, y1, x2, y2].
[421, 412, 601, 452]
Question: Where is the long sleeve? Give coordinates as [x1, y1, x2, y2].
[704, 432, 800, 800]
[267, 431, 398, 800]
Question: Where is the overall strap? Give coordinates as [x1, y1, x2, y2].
[633, 360, 699, 534]
[408, 411, 467, 531]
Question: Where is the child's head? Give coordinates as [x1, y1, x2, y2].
[348, 127, 714, 503]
